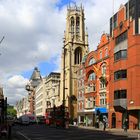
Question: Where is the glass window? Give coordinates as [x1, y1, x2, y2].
[88, 58, 96, 65]
[102, 64, 106, 75]
[93, 98, 96, 107]
[88, 98, 90, 108]
[100, 51, 102, 59]
[114, 90, 127, 99]
[115, 31, 127, 45]
[76, 17, 80, 34]
[100, 93, 106, 106]
[71, 17, 74, 34]
[88, 72, 96, 81]
[114, 70, 127, 80]
[93, 84, 96, 91]
[113, 13, 118, 28]
[114, 50, 127, 61]
[121, 50, 127, 58]
[105, 49, 108, 57]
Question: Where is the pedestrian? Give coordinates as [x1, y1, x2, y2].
[103, 119, 106, 131]
[123, 118, 128, 132]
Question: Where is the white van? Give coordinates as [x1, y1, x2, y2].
[19, 115, 30, 125]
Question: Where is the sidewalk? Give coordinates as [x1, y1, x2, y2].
[77, 125, 140, 131]
[77, 125, 140, 139]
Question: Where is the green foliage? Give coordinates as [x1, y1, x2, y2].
[7, 105, 17, 117]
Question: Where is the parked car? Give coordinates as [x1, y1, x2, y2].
[37, 116, 46, 124]
[19, 115, 30, 125]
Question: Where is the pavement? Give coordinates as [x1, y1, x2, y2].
[77, 125, 140, 139]
[1, 124, 140, 140]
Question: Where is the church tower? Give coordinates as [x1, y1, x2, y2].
[60, 4, 89, 120]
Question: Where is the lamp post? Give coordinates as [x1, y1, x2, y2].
[25, 84, 35, 114]
[62, 43, 66, 128]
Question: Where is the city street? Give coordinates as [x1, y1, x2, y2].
[2, 124, 139, 140]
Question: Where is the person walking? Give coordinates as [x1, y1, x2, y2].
[124, 118, 128, 132]
[103, 119, 106, 131]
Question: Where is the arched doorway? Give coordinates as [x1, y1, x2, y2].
[112, 113, 116, 128]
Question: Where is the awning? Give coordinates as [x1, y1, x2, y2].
[95, 107, 108, 114]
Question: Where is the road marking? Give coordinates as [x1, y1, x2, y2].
[17, 131, 31, 140]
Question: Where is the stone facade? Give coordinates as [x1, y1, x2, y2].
[60, 4, 89, 120]
[35, 78, 46, 116]
[46, 72, 60, 109]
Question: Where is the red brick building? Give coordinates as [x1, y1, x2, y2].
[77, 34, 110, 127]
[108, 0, 140, 129]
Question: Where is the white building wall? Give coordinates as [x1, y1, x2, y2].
[35, 78, 46, 116]
[45, 73, 61, 109]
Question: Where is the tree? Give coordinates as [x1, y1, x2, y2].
[7, 105, 17, 117]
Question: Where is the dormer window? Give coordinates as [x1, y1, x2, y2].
[88, 57, 96, 66]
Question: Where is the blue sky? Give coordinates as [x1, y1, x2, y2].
[21, 0, 72, 79]
[57, 0, 74, 9]
[22, 60, 59, 79]
[0, 0, 128, 104]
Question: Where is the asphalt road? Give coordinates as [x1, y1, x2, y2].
[2, 124, 139, 140]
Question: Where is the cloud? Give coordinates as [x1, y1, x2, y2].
[0, 0, 66, 74]
[75, 0, 128, 50]
[0, 0, 128, 105]
[3, 75, 28, 105]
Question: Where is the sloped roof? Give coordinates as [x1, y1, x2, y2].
[30, 67, 42, 81]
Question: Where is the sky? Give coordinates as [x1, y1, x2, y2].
[0, 0, 128, 105]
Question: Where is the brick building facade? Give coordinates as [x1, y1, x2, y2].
[108, 0, 140, 130]
[77, 0, 140, 130]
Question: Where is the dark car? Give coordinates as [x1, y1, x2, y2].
[37, 116, 46, 124]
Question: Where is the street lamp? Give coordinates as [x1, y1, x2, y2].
[62, 43, 66, 128]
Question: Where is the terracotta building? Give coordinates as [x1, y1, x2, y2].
[77, 34, 110, 127]
[108, 0, 140, 129]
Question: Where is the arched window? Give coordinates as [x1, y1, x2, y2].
[105, 48, 108, 57]
[88, 72, 96, 81]
[100, 51, 102, 59]
[75, 47, 82, 64]
[101, 63, 106, 75]
[88, 57, 96, 66]
[71, 17, 74, 34]
[76, 17, 80, 34]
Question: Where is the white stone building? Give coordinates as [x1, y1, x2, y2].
[35, 78, 46, 116]
[46, 72, 61, 109]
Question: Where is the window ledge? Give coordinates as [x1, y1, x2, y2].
[114, 58, 127, 63]
[114, 78, 127, 82]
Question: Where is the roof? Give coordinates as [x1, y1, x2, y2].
[30, 67, 42, 81]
